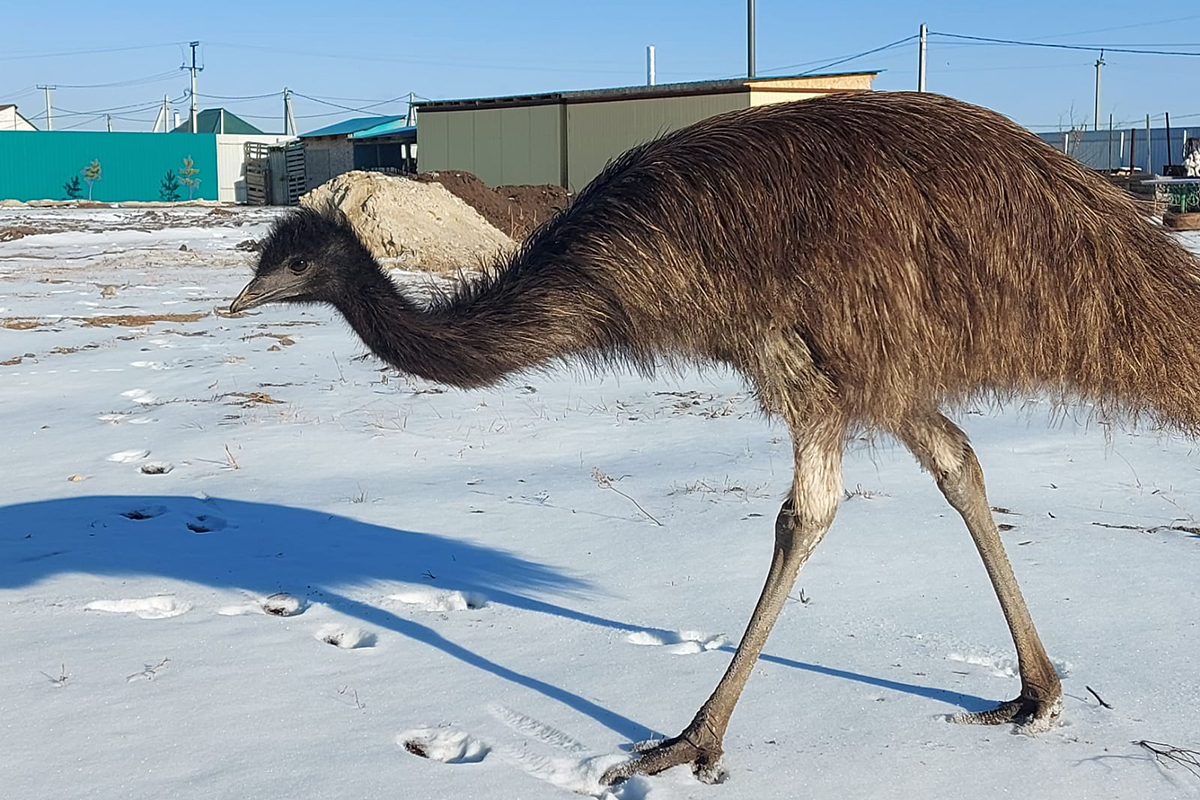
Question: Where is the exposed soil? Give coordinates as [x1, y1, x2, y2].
[0, 226, 39, 242]
[414, 171, 570, 240]
[81, 312, 208, 327]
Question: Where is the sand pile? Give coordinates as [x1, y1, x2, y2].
[301, 171, 514, 272]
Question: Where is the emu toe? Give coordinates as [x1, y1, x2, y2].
[950, 695, 1063, 733]
[601, 733, 727, 785]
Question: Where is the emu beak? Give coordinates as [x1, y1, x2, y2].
[229, 273, 291, 314]
[229, 281, 264, 314]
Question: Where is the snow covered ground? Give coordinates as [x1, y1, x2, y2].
[2, 207, 1199, 800]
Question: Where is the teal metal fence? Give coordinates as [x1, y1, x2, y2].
[0, 132, 218, 202]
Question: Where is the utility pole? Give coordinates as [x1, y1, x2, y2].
[37, 85, 56, 131]
[646, 45, 656, 86]
[1093, 50, 1104, 131]
[283, 87, 296, 137]
[106, 114, 112, 133]
[918, 23, 928, 92]
[747, 0, 755, 78]
[407, 91, 416, 126]
[184, 40, 202, 133]
[1146, 114, 1152, 175]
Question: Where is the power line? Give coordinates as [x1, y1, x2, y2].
[193, 90, 282, 101]
[0, 42, 181, 62]
[798, 34, 920, 75]
[289, 91, 408, 114]
[931, 31, 1200, 57]
[56, 70, 181, 90]
[1029, 14, 1200, 41]
[204, 41, 636, 75]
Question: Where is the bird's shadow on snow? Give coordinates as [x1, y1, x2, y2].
[0, 493, 991, 738]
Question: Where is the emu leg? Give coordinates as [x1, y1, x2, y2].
[896, 413, 1062, 730]
[602, 427, 843, 785]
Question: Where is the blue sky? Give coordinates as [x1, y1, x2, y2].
[2, 1, 1197, 134]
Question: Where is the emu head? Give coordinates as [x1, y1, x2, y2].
[230, 206, 376, 313]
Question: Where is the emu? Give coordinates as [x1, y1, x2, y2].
[230, 91, 1200, 784]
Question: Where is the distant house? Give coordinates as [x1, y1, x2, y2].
[172, 108, 269, 135]
[299, 115, 416, 190]
[0, 104, 37, 131]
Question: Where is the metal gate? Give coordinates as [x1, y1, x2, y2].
[244, 140, 307, 205]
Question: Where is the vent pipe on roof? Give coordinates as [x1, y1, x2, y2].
[647, 45, 656, 86]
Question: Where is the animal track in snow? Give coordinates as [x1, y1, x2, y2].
[625, 629, 727, 655]
[84, 596, 192, 619]
[386, 586, 487, 612]
[97, 412, 154, 426]
[399, 708, 640, 796]
[399, 728, 492, 764]
[185, 513, 227, 533]
[107, 449, 150, 463]
[315, 624, 376, 649]
[947, 651, 1073, 679]
[130, 360, 167, 370]
[120, 505, 168, 520]
[218, 592, 307, 617]
[121, 388, 157, 404]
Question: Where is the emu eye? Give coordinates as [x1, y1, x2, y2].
[289, 258, 309, 274]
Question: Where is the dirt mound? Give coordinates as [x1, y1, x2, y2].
[301, 171, 514, 272]
[414, 171, 569, 240]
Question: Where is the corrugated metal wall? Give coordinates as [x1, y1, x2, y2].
[417, 104, 563, 186]
[0, 132, 218, 202]
[1037, 127, 1193, 173]
[563, 93, 747, 191]
[418, 93, 746, 190]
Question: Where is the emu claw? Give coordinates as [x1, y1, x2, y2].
[950, 695, 1062, 733]
[601, 734, 726, 785]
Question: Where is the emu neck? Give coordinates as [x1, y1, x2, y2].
[334, 256, 619, 389]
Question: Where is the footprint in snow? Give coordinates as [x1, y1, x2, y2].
[97, 412, 154, 425]
[399, 728, 492, 764]
[218, 592, 307, 617]
[84, 596, 192, 619]
[625, 629, 727, 655]
[185, 513, 227, 533]
[120, 505, 169, 520]
[316, 624, 376, 649]
[386, 586, 487, 612]
[107, 449, 150, 463]
[399, 706, 642, 797]
[121, 389, 157, 405]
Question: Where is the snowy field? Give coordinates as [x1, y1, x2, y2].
[2, 206, 1199, 800]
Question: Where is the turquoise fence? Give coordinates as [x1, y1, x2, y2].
[0, 131, 218, 202]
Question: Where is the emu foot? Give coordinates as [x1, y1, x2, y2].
[950, 694, 1062, 733]
[601, 731, 727, 785]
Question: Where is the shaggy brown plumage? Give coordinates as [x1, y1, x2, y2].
[232, 90, 1200, 784]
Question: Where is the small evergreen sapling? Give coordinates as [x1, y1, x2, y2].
[63, 175, 83, 200]
[159, 169, 181, 202]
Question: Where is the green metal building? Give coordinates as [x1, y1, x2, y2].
[415, 72, 877, 191]
[0, 131, 219, 202]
